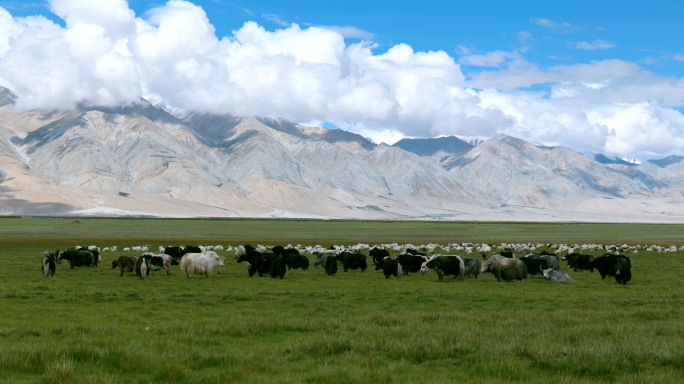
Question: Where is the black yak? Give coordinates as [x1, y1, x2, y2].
[335, 252, 367, 272]
[422, 255, 464, 280]
[269, 255, 286, 279]
[325, 255, 338, 276]
[56, 248, 97, 269]
[520, 254, 561, 275]
[589, 254, 632, 284]
[375, 257, 402, 278]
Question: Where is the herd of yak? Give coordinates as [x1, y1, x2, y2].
[40, 242, 635, 284]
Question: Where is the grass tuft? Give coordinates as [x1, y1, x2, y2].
[154, 365, 188, 382]
[42, 356, 75, 384]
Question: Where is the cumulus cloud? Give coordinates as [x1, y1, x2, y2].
[0, 7, 23, 56]
[589, 103, 684, 157]
[0, 0, 683, 160]
[50, 0, 135, 36]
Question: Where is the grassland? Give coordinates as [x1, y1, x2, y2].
[1, 217, 683, 383]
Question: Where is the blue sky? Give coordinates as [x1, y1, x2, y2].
[6, 0, 683, 76]
[125, 0, 684, 75]
[164, 1, 679, 71]
[1, 0, 683, 159]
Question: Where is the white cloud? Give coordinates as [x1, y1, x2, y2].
[459, 58, 684, 157]
[456, 45, 471, 55]
[319, 25, 374, 40]
[530, 18, 572, 31]
[0, 1, 683, 160]
[468, 59, 641, 91]
[673, 54, 684, 62]
[582, 82, 608, 90]
[589, 103, 684, 157]
[571, 40, 615, 50]
[0, 7, 23, 56]
[340, 122, 405, 145]
[459, 50, 525, 68]
[518, 30, 532, 42]
[50, 0, 135, 36]
[262, 13, 289, 27]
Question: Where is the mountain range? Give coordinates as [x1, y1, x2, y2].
[1, 86, 683, 222]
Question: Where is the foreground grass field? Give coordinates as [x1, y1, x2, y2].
[1, 217, 683, 383]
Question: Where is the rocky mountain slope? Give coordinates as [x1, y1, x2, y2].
[1, 87, 683, 221]
[391, 136, 474, 170]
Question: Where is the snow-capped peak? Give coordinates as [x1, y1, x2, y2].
[142, 94, 190, 119]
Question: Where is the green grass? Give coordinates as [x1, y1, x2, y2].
[2, 216, 684, 245]
[1, 218, 683, 383]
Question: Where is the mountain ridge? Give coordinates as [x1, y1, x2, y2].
[1, 89, 684, 221]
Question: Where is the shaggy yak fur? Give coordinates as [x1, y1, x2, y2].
[112, 256, 137, 276]
[42, 251, 56, 277]
[424, 255, 465, 280]
[136, 256, 150, 280]
[269, 255, 287, 279]
[375, 257, 403, 278]
[589, 254, 632, 285]
[180, 251, 225, 279]
[481, 255, 528, 281]
[325, 255, 338, 276]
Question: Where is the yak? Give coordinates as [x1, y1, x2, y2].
[56, 248, 97, 269]
[375, 257, 403, 278]
[520, 254, 561, 275]
[589, 254, 632, 284]
[423, 255, 464, 280]
[269, 255, 287, 279]
[335, 252, 367, 272]
[180, 251, 225, 279]
[236, 249, 267, 277]
[41, 251, 56, 277]
[325, 255, 338, 276]
[481, 255, 528, 281]
[313, 252, 336, 269]
[541, 268, 576, 282]
[369, 247, 390, 265]
[136, 256, 150, 280]
[562, 253, 595, 272]
[112, 255, 137, 276]
[396, 254, 428, 275]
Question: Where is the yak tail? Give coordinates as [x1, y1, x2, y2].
[234, 245, 245, 259]
[456, 255, 465, 277]
[397, 262, 403, 278]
